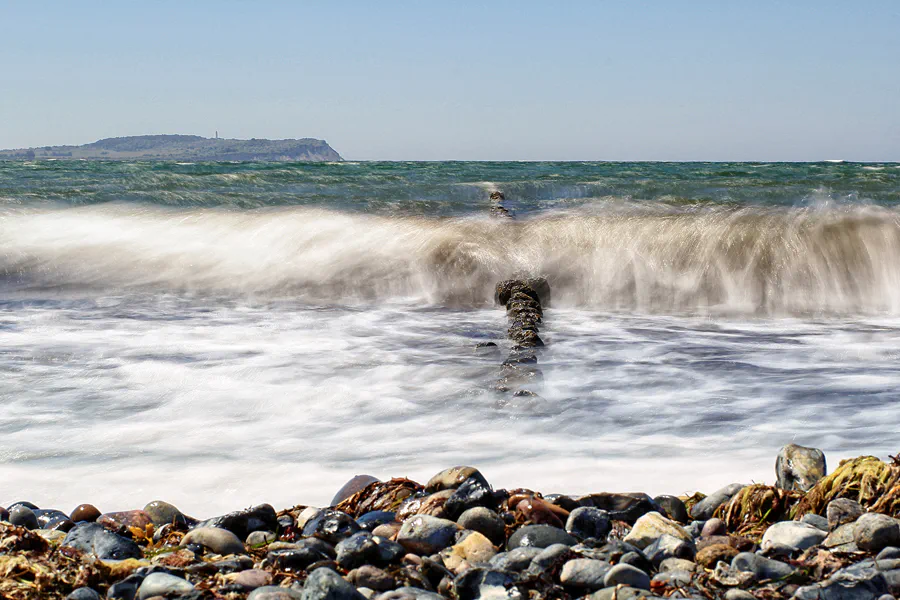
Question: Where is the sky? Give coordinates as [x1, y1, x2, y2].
[1, 1, 898, 161]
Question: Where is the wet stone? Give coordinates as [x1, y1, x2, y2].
[336, 531, 380, 570]
[603, 563, 651, 590]
[9, 505, 38, 530]
[619, 550, 653, 575]
[143, 500, 188, 527]
[507, 524, 576, 549]
[34, 508, 68, 528]
[526, 543, 573, 575]
[302, 567, 366, 600]
[457, 507, 506, 546]
[357, 511, 397, 532]
[659, 558, 698, 573]
[98, 509, 153, 533]
[453, 567, 522, 600]
[489, 547, 542, 572]
[269, 544, 332, 572]
[577, 492, 659, 524]
[444, 476, 496, 520]
[303, 509, 362, 545]
[653, 495, 689, 523]
[397, 515, 461, 555]
[70, 503, 102, 523]
[63, 522, 142, 560]
[565, 506, 611, 541]
[247, 530, 277, 546]
[106, 575, 144, 600]
[66, 588, 102, 600]
[425, 466, 488, 494]
[197, 503, 278, 541]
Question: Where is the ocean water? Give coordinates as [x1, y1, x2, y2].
[2, 160, 900, 517]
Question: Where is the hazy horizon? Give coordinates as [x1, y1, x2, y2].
[3, 1, 899, 161]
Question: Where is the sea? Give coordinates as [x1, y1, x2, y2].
[2, 160, 900, 517]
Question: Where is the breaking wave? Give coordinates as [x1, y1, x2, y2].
[3, 203, 900, 314]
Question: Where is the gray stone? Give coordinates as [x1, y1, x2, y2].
[425, 466, 487, 493]
[658, 558, 697, 573]
[302, 568, 366, 600]
[303, 509, 361, 545]
[458, 507, 506, 546]
[249, 586, 304, 600]
[825, 522, 859, 551]
[560, 558, 610, 590]
[8, 505, 38, 530]
[724, 590, 756, 600]
[624, 512, 692, 550]
[793, 561, 888, 600]
[247, 530, 277, 546]
[526, 543, 572, 575]
[507, 524, 576, 549]
[137, 572, 194, 599]
[761, 521, 827, 552]
[565, 507, 611, 541]
[701, 518, 726, 537]
[877, 547, 900, 561]
[801, 513, 830, 531]
[347, 565, 395, 592]
[336, 531, 379, 570]
[828, 498, 865, 530]
[603, 563, 651, 590]
[776, 443, 826, 492]
[181, 526, 246, 555]
[732, 551, 795, 581]
[62, 522, 142, 560]
[397, 515, 461, 555]
[644, 533, 696, 565]
[453, 567, 523, 600]
[65, 588, 102, 600]
[590, 587, 664, 600]
[652, 570, 692, 587]
[489, 547, 542, 571]
[690, 484, 745, 520]
[855, 513, 900, 553]
[653, 495, 689, 523]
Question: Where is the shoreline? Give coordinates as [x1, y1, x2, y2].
[3, 449, 900, 600]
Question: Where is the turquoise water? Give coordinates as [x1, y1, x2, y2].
[1, 160, 900, 515]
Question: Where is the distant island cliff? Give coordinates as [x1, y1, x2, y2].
[0, 135, 343, 162]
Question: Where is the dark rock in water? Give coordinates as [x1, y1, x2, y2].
[397, 515, 461, 554]
[566, 507, 611, 541]
[689, 483, 744, 520]
[9, 505, 38, 530]
[332, 475, 381, 507]
[577, 492, 659, 524]
[458, 507, 506, 546]
[507, 524, 576, 549]
[854, 513, 900, 553]
[196, 504, 278, 541]
[63, 522, 142, 560]
[501, 352, 537, 366]
[336, 531, 380, 570]
[827, 498, 865, 530]
[302, 566, 366, 600]
[444, 475, 495, 520]
[34, 509, 68, 529]
[66, 587, 102, 600]
[143, 500, 190, 527]
[731, 551, 795, 580]
[603, 564, 651, 590]
[453, 567, 523, 600]
[490, 191, 505, 201]
[776, 443, 826, 492]
[106, 574, 144, 600]
[490, 205, 512, 219]
[357, 511, 397, 531]
[303, 510, 361, 545]
[269, 545, 332, 572]
[8, 501, 39, 511]
[70, 503, 101, 523]
[653, 496, 689, 523]
[425, 466, 488, 493]
[474, 342, 499, 354]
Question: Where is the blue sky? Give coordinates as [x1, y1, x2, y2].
[2, 1, 898, 160]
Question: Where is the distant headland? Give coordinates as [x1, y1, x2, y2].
[0, 135, 343, 162]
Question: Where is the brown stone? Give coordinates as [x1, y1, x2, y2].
[348, 565, 396, 591]
[696, 544, 739, 569]
[223, 568, 272, 590]
[372, 522, 402, 539]
[70, 503, 101, 523]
